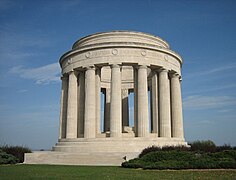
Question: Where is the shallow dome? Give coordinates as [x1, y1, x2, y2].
[72, 30, 170, 50]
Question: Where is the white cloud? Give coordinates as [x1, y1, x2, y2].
[200, 63, 236, 75]
[2, 52, 41, 62]
[185, 63, 236, 79]
[18, 89, 28, 93]
[0, 25, 51, 50]
[0, 25, 55, 66]
[217, 109, 233, 113]
[185, 83, 236, 95]
[9, 63, 61, 84]
[183, 95, 236, 109]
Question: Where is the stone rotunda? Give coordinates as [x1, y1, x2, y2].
[25, 31, 188, 165]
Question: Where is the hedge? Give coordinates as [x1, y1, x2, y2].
[0, 149, 19, 164]
[0, 145, 31, 163]
[122, 150, 236, 169]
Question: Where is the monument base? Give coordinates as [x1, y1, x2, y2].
[24, 137, 188, 166]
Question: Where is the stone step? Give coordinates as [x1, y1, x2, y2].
[24, 151, 139, 166]
[53, 138, 187, 153]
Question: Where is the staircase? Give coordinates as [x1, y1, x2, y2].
[24, 151, 139, 166]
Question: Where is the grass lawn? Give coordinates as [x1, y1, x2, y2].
[0, 164, 235, 180]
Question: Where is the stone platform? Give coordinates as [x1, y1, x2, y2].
[24, 151, 137, 166]
[24, 137, 187, 166]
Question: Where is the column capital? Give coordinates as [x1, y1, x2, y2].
[85, 65, 95, 71]
[68, 70, 79, 76]
[67, 70, 74, 75]
[61, 74, 68, 80]
[138, 65, 147, 69]
[157, 68, 168, 73]
[110, 64, 121, 68]
[170, 72, 181, 79]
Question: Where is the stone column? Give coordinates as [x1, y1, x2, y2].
[66, 71, 78, 138]
[151, 71, 159, 135]
[158, 68, 171, 138]
[77, 71, 85, 138]
[137, 65, 149, 137]
[84, 66, 96, 138]
[122, 89, 129, 127]
[133, 67, 138, 136]
[59, 75, 68, 139]
[95, 68, 101, 134]
[110, 64, 122, 137]
[104, 88, 110, 132]
[170, 73, 184, 139]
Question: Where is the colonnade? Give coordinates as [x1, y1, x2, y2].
[59, 65, 184, 140]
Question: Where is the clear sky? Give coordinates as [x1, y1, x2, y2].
[0, 0, 236, 150]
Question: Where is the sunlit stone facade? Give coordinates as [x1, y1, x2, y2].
[25, 31, 187, 165]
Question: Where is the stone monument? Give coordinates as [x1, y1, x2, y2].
[25, 31, 187, 165]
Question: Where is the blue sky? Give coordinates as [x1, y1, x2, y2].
[0, 0, 236, 150]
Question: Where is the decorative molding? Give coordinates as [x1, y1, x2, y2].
[112, 49, 118, 55]
[85, 52, 91, 59]
[68, 58, 72, 64]
[60, 41, 182, 65]
[164, 55, 169, 61]
[141, 50, 146, 56]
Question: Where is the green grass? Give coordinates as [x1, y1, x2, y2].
[0, 164, 236, 180]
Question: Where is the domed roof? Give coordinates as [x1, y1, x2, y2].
[72, 30, 170, 50]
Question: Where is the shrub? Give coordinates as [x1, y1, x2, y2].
[122, 149, 236, 170]
[139, 146, 161, 158]
[0, 150, 19, 164]
[122, 158, 144, 168]
[189, 140, 217, 153]
[216, 144, 233, 152]
[0, 145, 32, 163]
[161, 145, 190, 152]
[139, 145, 189, 158]
[123, 140, 236, 170]
[209, 150, 236, 160]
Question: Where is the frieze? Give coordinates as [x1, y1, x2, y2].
[61, 47, 181, 74]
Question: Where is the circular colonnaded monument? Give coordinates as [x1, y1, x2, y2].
[25, 31, 188, 165]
